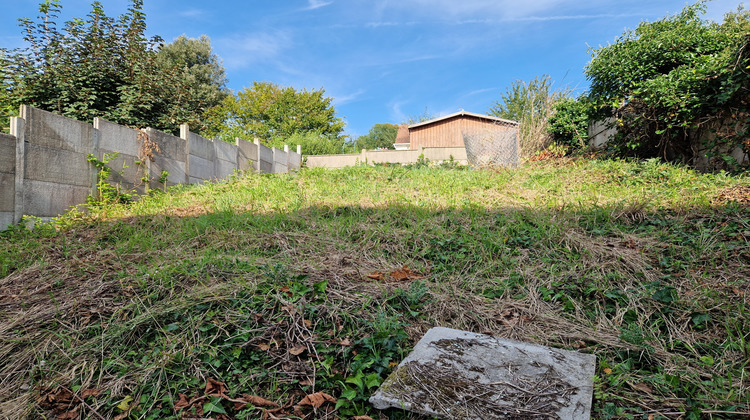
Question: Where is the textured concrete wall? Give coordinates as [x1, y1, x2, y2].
[95, 118, 145, 194]
[304, 147, 468, 169]
[21, 106, 94, 218]
[0, 133, 15, 229]
[258, 143, 273, 173]
[145, 128, 187, 189]
[272, 148, 288, 174]
[187, 133, 216, 184]
[1, 106, 299, 231]
[238, 140, 259, 172]
[214, 139, 238, 179]
[288, 150, 302, 172]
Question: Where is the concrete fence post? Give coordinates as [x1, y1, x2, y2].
[180, 124, 190, 184]
[90, 123, 100, 196]
[10, 115, 25, 224]
[253, 138, 261, 173]
[235, 138, 242, 172]
[297, 145, 301, 155]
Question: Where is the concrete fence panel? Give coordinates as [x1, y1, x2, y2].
[422, 147, 468, 163]
[214, 139, 239, 179]
[145, 128, 187, 189]
[95, 118, 145, 194]
[288, 150, 302, 172]
[304, 154, 361, 168]
[237, 140, 259, 172]
[272, 147, 288, 174]
[258, 141, 274, 173]
[0, 133, 16, 228]
[187, 133, 216, 184]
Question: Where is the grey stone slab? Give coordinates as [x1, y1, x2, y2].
[95, 118, 140, 156]
[0, 173, 14, 212]
[214, 139, 237, 162]
[189, 133, 216, 160]
[370, 327, 596, 420]
[189, 155, 214, 181]
[24, 144, 92, 187]
[23, 179, 90, 217]
[0, 134, 16, 173]
[23, 106, 94, 153]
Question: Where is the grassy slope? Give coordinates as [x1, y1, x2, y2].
[0, 158, 748, 419]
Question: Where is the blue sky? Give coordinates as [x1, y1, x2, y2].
[0, 0, 745, 138]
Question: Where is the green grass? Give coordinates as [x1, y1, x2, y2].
[0, 157, 748, 419]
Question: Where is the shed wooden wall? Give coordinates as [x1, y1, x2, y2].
[409, 116, 515, 150]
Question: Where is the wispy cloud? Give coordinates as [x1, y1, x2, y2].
[177, 9, 206, 19]
[214, 31, 293, 71]
[332, 89, 366, 106]
[305, 0, 334, 10]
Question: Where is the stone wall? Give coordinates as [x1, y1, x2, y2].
[1, 105, 301, 231]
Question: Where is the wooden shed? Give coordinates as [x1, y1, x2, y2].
[405, 111, 518, 150]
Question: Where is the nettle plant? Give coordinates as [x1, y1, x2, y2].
[585, 1, 750, 170]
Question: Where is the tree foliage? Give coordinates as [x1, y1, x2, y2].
[489, 75, 570, 157]
[269, 131, 346, 155]
[155, 35, 229, 132]
[354, 123, 398, 151]
[0, 0, 226, 134]
[585, 1, 750, 168]
[204, 81, 345, 145]
[547, 96, 591, 149]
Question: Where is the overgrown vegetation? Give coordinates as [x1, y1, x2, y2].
[1, 159, 748, 419]
[489, 75, 572, 158]
[586, 1, 750, 169]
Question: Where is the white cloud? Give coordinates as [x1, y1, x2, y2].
[214, 31, 293, 71]
[333, 89, 366, 106]
[306, 0, 334, 10]
[177, 9, 206, 18]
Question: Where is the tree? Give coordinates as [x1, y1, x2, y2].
[0, 0, 223, 134]
[354, 123, 398, 150]
[489, 75, 570, 158]
[204, 81, 345, 144]
[155, 35, 229, 132]
[585, 2, 750, 167]
[402, 108, 438, 125]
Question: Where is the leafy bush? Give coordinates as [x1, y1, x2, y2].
[585, 2, 750, 169]
[548, 96, 592, 150]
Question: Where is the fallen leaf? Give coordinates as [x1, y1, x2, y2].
[57, 410, 79, 420]
[629, 382, 653, 394]
[389, 265, 425, 282]
[289, 345, 306, 356]
[353, 416, 376, 420]
[339, 338, 352, 346]
[235, 394, 279, 409]
[297, 392, 336, 408]
[304, 319, 313, 328]
[603, 368, 613, 375]
[366, 271, 385, 281]
[257, 343, 271, 351]
[205, 378, 228, 398]
[174, 393, 191, 410]
[299, 378, 314, 387]
[81, 388, 101, 399]
[117, 395, 134, 411]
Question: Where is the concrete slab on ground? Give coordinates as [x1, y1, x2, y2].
[369, 327, 596, 420]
